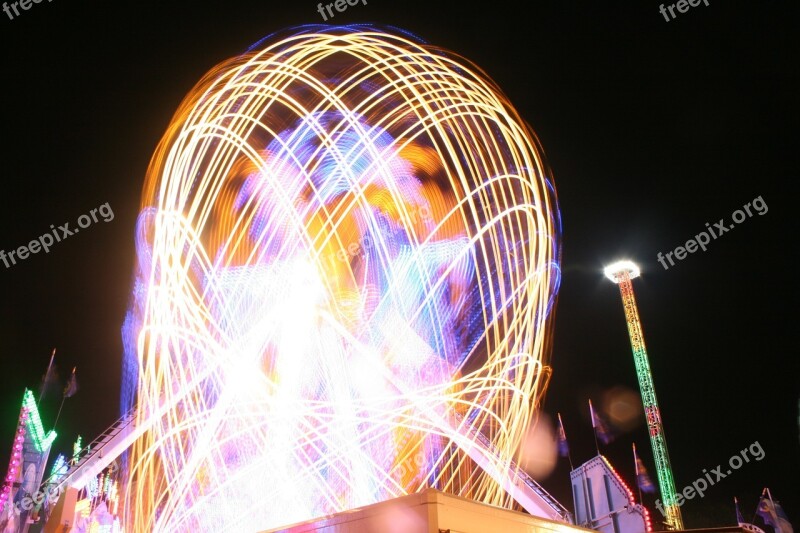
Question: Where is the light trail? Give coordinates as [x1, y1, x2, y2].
[120, 25, 561, 532]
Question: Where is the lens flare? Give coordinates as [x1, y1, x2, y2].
[120, 26, 561, 532]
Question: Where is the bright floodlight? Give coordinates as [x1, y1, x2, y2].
[604, 260, 641, 283]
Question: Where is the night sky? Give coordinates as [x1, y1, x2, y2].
[0, 0, 796, 529]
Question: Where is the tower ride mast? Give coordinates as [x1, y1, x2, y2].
[604, 261, 684, 530]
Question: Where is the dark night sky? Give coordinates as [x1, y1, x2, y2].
[0, 0, 797, 528]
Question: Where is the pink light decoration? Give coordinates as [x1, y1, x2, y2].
[601, 455, 653, 532]
[0, 407, 30, 513]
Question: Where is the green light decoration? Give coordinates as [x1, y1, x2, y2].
[22, 388, 57, 452]
[605, 262, 684, 530]
[73, 436, 83, 464]
[50, 454, 68, 480]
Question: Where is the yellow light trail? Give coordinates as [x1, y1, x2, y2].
[120, 26, 561, 532]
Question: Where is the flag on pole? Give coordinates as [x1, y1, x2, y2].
[633, 443, 656, 493]
[589, 399, 613, 444]
[53, 367, 79, 431]
[64, 367, 79, 398]
[735, 496, 746, 526]
[38, 348, 59, 403]
[758, 495, 779, 528]
[556, 413, 570, 458]
[757, 489, 793, 533]
[775, 502, 795, 533]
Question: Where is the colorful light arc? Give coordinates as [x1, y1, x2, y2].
[120, 26, 561, 532]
